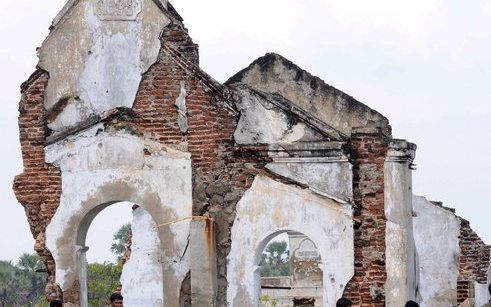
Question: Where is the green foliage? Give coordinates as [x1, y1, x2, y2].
[261, 294, 278, 307]
[87, 262, 122, 307]
[0, 223, 129, 306]
[110, 223, 131, 262]
[0, 254, 47, 307]
[260, 240, 290, 277]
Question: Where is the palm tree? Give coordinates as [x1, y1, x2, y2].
[110, 223, 131, 261]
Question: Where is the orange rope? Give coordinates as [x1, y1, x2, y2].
[155, 216, 211, 228]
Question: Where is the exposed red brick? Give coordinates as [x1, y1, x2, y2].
[13, 70, 63, 302]
[343, 129, 389, 307]
[457, 218, 491, 303]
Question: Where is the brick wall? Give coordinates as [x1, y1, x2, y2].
[343, 128, 389, 307]
[134, 19, 271, 305]
[12, 13, 407, 307]
[13, 70, 63, 301]
[457, 218, 491, 303]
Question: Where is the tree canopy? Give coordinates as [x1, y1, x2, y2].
[260, 240, 290, 277]
[0, 254, 47, 307]
[110, 223, 131, 262]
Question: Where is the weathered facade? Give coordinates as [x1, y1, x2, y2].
[13, 1, 490, 306]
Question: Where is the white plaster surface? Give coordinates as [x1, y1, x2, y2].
[38, 0, 170, 132]
[384, 155, 417, 306]
[227, 176, 354, 307]
[475, 282, 490, 307]
[233, 87, 320, 145]
[175, 81, 189, 133]
[228, 53, 390, 137]
[266, 161, 352, 203]
[413, 195, 461, 307]
[45, 127, 192, 306]
[121, 207, 164, 307]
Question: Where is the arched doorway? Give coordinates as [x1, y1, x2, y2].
[44, 130, 193, 306]
[81, 202, 164, 306]
[259, 231, 324, 307]
[227, 176, 354, 307]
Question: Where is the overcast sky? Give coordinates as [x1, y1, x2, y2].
[0, 0, 489, 262]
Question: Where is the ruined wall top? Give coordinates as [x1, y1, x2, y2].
[51, 0, 168, 28]
[38, 0, 171, 135]
[227, 53, 391, 138]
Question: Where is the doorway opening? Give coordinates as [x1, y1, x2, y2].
[81, 202, 163, 307]
[259, 231, 323, 307]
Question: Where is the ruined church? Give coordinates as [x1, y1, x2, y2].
[13, 0, 490, 306]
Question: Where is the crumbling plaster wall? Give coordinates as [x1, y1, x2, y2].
[266, 157, 352, 204]
[232, 85, 325, 145]
[44, 126, 192, 306]
[226, 53, 390, 137]
[384, 140, 418, 306]
[120, 207, 164, 307]
[413, 196, 460, 307]
[38, 0, 170, 133]
[227, 175, 354, 307]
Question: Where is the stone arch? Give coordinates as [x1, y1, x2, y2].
[227, 175, 354, 307]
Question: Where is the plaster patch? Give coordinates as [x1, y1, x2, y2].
[175, 81, 189, 133]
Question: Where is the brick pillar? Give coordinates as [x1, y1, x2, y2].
[343, 127, 389, 307]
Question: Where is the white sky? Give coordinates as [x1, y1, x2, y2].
[0, 0, 490, 262]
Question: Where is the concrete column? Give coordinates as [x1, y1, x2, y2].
[76, 245, 89, 307]
[190, 218, 217, 307]
[384, 140, 417, 306]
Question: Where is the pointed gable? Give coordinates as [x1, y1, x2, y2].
[227, 53, 391, 137]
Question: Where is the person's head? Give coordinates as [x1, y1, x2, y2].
[50, 300, 63, 307]
[336, 297, 353, 307]
[405, 301, 420, 307]
[110, 293, 123, 307]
